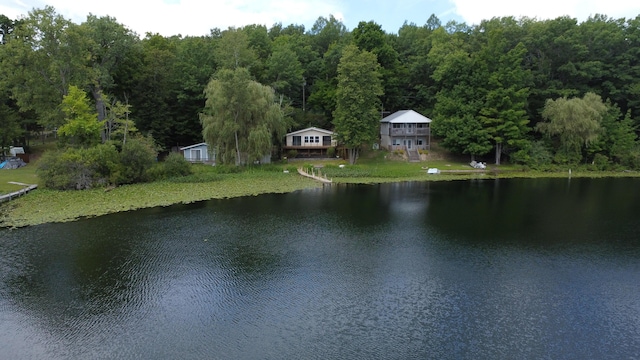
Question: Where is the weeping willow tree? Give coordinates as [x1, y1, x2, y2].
[200, 67, 287, 165]
[536, 92, 607, 164]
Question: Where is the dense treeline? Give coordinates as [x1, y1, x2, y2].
[1, 7, 640, 169]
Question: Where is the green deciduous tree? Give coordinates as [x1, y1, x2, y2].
[215, 27, 256, 70]
[333, 44, 383, 164]
[266, 38, 304, 100]
[536, 92, 607, 164]
[58, 85, 103, 147]
[429, 28, 492, 161]
[200, 67, 287, 165]
[82, 14, 138, 127]
[1, 6, 91, 129]
[352, 20, 405, 112]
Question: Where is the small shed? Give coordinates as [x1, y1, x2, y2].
[179, 143, 213, 163]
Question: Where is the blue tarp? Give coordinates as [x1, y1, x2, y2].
[0, 161, 6, 169]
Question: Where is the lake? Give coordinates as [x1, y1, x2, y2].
[1, 178, 639, 359]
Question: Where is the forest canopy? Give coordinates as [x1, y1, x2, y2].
[1, 7, 640, 168]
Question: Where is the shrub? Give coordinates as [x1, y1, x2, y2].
[591, 153, 611, 171]
[117, 136, 158, 184]
[163, 152, 193, 178]
[326, 147, 336, 158]
[287, 150, 298, 158]
[85, 143, 122, 185]
[526, 141, 553, 168]
[37, 148, 94, 190]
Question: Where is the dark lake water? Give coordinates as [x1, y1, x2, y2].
[1, 178, 640, 359]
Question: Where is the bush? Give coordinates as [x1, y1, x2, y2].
[85, 143, 122, 185]
[38, 136, 159, 190]
[287, 150, 298, 158]
[591, 153, 611, 171]
[326, 147, 336, 158]
[163, 152, 192, 178]
[526, 141, 553, 168]
[37, 148, 94, 190]
[117, 136, 158, 184]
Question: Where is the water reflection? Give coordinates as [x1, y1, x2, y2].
[1, 178, 639, 359]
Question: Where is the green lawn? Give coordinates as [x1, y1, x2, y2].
[0, 164, 40, 194]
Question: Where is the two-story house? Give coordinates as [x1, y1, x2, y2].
[380, 110, 432, 151]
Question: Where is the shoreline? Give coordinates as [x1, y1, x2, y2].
[1, 170, 639, 229]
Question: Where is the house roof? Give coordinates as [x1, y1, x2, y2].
[286, 127, 334, 136]
[380, 110, 432, 124]
[179, 142, 207, 151]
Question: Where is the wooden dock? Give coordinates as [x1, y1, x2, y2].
[0, 182, 38, 203]
[297, 167, 332, 184]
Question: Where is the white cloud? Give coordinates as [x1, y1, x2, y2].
[3, 0, 346, 37]
[450, 0, 640, 24]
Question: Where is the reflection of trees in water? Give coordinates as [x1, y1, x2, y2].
[424, 178, 640, 249]
[2, 218, 142, 324]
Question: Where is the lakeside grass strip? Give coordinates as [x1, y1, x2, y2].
[0, 172, 321, 228]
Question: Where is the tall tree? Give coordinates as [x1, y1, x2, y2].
[173, 35, 217, 146]
[352, 21, 405, 112]
[266, 37, 304, 101]
[309, 15, 348, 55]
[475, 20, 532, 164]
[82, 15, 138, 126]
[429, 28, 492, 161]
[200, 67, 287, 165]
[536, 92, 607, 164]
[333, 44, 383, 164]
[215, 27, 256, 70]
[0, 14, 16, 45]
[130, 33, 178, 148]
[0, 6, 91, 129]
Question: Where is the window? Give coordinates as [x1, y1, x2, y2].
[417, 139, 424, 146]
[314, 136, 320, 143]
[323, 136, 332, 146]
[293, 136, 301, 146]
[392, 123, 404, 129]
[393, 139, 402, 146]
[304, 136, 309, 143]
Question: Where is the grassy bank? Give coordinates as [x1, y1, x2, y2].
[1, 153, 639, 228]
[0, 167, 321, 228]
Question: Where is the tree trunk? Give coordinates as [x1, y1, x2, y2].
[92, 86, 107, 142]
[495, 142, 502, 165]
[348, 148, 359, 165]
[234, 131, 241, 166]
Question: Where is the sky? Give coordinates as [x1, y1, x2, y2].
[2, 0, 640, 37]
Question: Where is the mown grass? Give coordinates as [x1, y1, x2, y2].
[1, 150, 639, 228]
[0, 165, 40, 194]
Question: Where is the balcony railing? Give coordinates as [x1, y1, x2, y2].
[389, 128, 430, 136]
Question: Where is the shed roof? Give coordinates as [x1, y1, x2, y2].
[179, 142, 208, 151]
[286, 127, 334, 136]
[380, 110, 432, 124]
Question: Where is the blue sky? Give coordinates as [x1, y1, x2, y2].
[2, 0, 640, 37]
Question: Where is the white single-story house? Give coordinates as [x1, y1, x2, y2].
[380, 110, 432, 151]
[179, 143, 273, 164]
[283, 127, 337, 158]
[180, 142, 213, 163]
